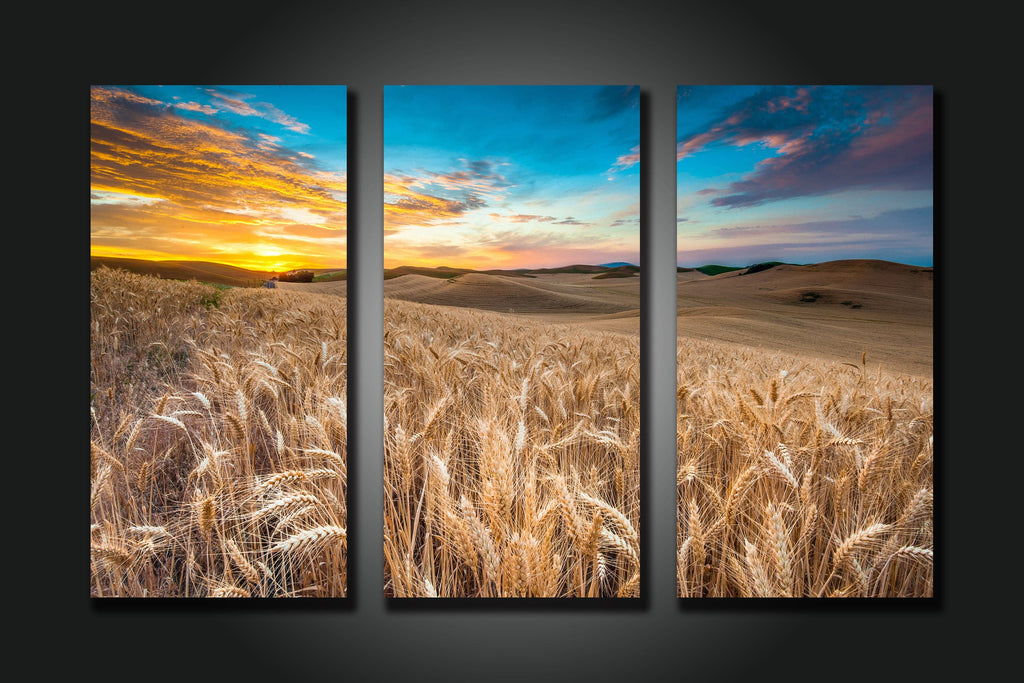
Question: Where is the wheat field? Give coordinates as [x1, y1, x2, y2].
[383, 298, 641, 597]
[90, 267, 347, 597]
[676, 340, 933, 597]
[91, 265, 929, 599]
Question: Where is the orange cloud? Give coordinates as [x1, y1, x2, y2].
[384, 173, 487, 231]
[610, 145, 640, 172]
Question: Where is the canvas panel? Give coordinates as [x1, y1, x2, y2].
[90, 85, 349, 598]
[674, 85, 934, 598]
[383, 85, 642, 598]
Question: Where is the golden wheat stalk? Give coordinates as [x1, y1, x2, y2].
[271, 525, 347, 555]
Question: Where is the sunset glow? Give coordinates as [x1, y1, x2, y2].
[90, 85, 347, 272]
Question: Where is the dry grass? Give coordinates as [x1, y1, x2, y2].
[676, 340, 933, 597]
[90, 267, 347, 597]
[383, 298, 640, 597]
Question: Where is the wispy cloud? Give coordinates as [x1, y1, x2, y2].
[173, 101, 219, 115]
[384, 158, 514, 230]
[422, 159, 513, 200]
[206, 88, 312, 134]
[608, 144, 640, 175]
[466, 227, 638, 266]
[384, 175, 485, 230]
[488, 213, 558, 223]
[677, 207, 933, 266]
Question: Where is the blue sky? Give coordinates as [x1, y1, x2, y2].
[677, 85, 933, 267]
[384, 85, 640, 269]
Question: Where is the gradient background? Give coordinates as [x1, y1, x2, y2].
[59, 0, 984, 679]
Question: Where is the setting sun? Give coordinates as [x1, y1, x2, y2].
[91, 86, 347, 274]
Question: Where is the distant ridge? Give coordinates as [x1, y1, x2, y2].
[524, 264, 609, 274]
[741, 261, 790, 275]
[678, 259, 929, 277]
[90, 256, 279, 287]
[593, 265, 639, 279]
[695, 264, 744, 277]
[92, 256, 645, 288]
[383, 270, 638, 314]
[385, 263, 641, 280]
[679, 258, 928, 271]
[384, 265, 474, 280]
[90, 256, 350, 287]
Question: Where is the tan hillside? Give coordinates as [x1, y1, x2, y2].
[383, 271, 640, 315]
[276, 279, 348, 297]
[677, 260, 932, 377]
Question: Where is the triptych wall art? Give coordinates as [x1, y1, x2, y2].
[90, 84, 932, 599]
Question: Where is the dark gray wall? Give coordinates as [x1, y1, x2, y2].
[63, 1, 986, 681]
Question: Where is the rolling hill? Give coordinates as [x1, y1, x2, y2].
[676, 259, 933, 376]
[90, 256, 278, 287]
[382, 271, 639, 314]
[90, 256, 348, 288]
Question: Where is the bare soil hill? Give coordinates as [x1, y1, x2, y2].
[676, 259, 933, 377]
[275, 279, 348, 297]
[676, 269, 711, 283]
[382, 271, 640, 315]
